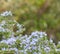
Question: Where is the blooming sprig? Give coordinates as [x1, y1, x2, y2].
[0, 31, 60, 54]
[0, 11, 60, 54]
[0, 11, 25, 39]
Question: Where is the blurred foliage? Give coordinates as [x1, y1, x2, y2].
[0, 0, 46, 33]
[0, 0, 60, 43]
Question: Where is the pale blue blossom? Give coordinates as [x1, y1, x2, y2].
[32, 46, 37, 50]
[9, 48, 18, 51]
[6, 37, 16, 45]
[44, 46, 50, 52]
[0, 40, 7, 44]
[32, 38, 38, 42]
[9, 48, 18, 54]
[30, 41, 36, 45]
[31, 31, 39, 36]
[33, 52, 37, 54]
[0, 37, 16, 45]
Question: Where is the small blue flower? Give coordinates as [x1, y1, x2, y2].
[7, 37, 16, 45]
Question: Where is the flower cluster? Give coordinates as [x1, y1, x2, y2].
[19, 31, 47, 54]
[0, 11, 60, 54]
[0, 11, 25, 39]
[0, 31, 60, 54]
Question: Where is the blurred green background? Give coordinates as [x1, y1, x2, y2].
[0, 0, 60, 43]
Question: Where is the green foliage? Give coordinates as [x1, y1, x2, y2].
[0, 0, 60, 34]
[12, 0, 60, 42]
[0, 12, 60, 54]
[0, 0, 60, 53]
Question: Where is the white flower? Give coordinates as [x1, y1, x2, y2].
[2, 48, 6, 50]
[58, 41, 60, 44]
[44, 46, 50, 52]
[0, 11, 12, 16]
[39, 32, 47, 38]
[9, 48, 18, 51]
[56, 49, 60, 52]
[1, 20, 6, 26]
[0, 26, 5, 32]
[50, 38, 53, 43]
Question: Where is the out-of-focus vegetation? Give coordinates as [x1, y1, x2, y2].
[0, 17, 60, 54]
[0, 0, 60, 54]
[0, 0, 60, 43]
